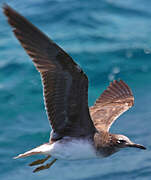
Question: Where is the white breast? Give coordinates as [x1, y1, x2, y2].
[46, 137, 98, 160]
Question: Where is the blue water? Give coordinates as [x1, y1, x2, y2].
[0, 0, 151, 179]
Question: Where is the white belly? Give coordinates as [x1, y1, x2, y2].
[44, 137, 98, 160]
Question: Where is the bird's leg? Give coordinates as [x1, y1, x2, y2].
[33, 158, 57, 173]
[29, 155, 51, 166]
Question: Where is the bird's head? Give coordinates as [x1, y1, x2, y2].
[114, 134, 146, 150]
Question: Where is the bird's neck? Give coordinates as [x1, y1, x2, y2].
[93, 131, 119, 157]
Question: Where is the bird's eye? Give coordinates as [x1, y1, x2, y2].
[117, 139, 126, 144]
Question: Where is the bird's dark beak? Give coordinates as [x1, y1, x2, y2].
[128, 143, 146, 150]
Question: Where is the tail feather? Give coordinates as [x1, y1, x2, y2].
[14, 151, 41, 159]
[14, 143, 50, 159]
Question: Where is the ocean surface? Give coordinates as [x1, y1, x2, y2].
[0, 0, 151, 179]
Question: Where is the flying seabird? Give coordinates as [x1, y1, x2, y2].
[3, 4, 146, 173]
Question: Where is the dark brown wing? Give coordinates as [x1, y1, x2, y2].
[3, 4, 96, 139]
[90, 80, 134, 132]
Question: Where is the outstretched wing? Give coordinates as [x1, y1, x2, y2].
[3, 5, 96, 139]
[90, 80, 134, 132]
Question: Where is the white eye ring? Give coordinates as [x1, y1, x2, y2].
[117, 139, 126, 144]
[117, 140, 121, 144]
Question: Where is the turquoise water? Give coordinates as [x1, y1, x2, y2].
[0, 0, 151, 179]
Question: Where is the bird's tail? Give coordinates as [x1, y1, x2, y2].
[14, 143, 50, 159]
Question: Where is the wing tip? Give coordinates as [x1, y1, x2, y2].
[2, 3, 11, 15]
[110, 79, 133, 95]
[95, 79, 134, 105]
